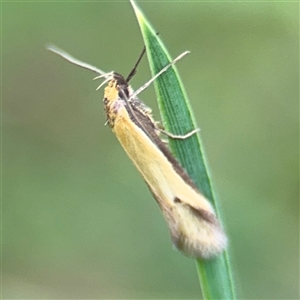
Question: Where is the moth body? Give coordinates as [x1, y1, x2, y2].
[46, 45, 228, 259]
[104, 75, 227, 259]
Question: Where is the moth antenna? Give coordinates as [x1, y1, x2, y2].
[46, 44, 110, 79]
[129, 51, 190, 100]
[126, 46, 146, 82]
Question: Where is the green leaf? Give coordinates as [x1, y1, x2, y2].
[130, 1, 236, 299]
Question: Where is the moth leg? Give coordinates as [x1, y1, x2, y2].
[158, 127, 200, 140]
[153, 124, 169, 144]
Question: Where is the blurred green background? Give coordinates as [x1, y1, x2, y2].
[2, 1, 299, 299]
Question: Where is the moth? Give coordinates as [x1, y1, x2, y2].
[47, 45, 227, 259]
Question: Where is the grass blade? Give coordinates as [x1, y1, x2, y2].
[130, 1, 236, 299]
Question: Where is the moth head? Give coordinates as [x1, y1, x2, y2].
[102, 72, 132, 104]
